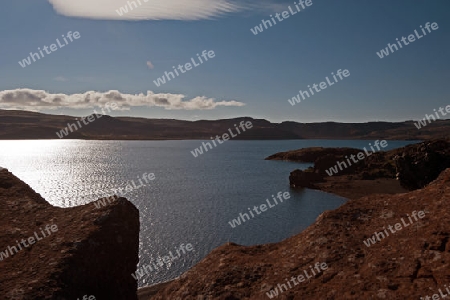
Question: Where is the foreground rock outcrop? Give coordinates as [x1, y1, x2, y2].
[150, 169, 450, 299]
[395, 139, 450, 190]
[0, 169, 140, 299]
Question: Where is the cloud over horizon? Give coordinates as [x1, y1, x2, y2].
[47, 0, 242, 21]
[0, 89, 245, 111]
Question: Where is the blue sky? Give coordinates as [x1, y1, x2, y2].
[0, 0, 449, 122]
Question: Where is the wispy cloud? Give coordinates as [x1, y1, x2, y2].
[0, 89, 245, 111]
[146, 61, 154, 69]
[48, 0, 243, 21]
[53, 76, 68, 82]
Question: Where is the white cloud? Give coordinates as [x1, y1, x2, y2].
[47, 0, 242, 21]
[0, 89, 245, 111]
[146, 61, 154, 69]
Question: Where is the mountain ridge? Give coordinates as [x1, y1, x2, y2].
[0, 109, 449, 140]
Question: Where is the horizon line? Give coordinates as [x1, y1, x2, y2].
[1, 108, 450, 124]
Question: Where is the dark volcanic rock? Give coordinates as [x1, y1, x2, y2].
[289, 169, 324, 188]
[394, 139, 450, 190]
[270, 140, 450, 192]
[0, 169, 140, 300]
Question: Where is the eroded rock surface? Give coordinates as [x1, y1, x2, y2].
[394, 139, 450, 190]
[0, 169, 139, 300]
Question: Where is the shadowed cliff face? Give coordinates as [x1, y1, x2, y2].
[150, 169, 450, 300]
[0, 169, 140, 300]
[394, 139, 450, 190]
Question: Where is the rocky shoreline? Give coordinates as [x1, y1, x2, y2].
[266, 139, 450, 199]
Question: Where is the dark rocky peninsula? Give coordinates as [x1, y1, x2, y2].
[266, 139, 450, 199]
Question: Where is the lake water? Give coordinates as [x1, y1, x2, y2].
[0, 139, 416, 286]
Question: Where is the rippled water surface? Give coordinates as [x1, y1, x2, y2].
[0, 139, 416, 286]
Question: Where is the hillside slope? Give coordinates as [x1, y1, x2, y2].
[0, 109, 449, 140]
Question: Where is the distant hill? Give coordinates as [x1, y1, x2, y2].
[0, 109, 448, 140]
